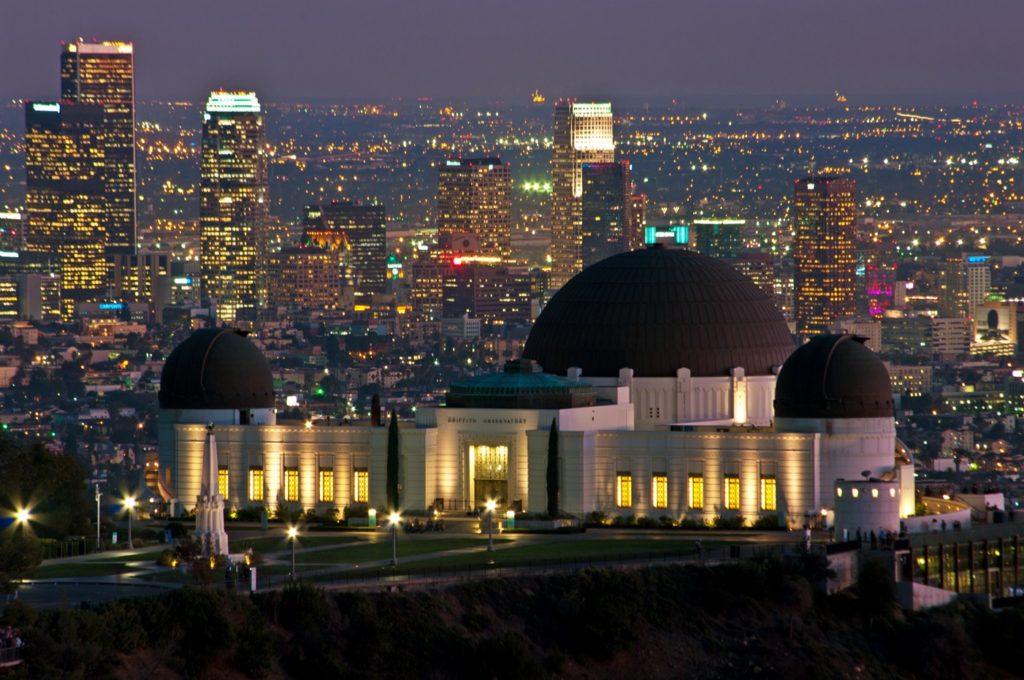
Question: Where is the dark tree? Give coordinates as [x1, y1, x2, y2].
[547, 418, 559, 518]
[386, 409, 399, 512]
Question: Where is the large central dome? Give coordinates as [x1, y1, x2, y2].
[523, 247, 795, 378]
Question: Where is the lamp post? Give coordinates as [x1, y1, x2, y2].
[124, 496, 137, 550]
[14, 508, 30, 535]
[485, 499, 496, 552]
[287, 526, 298, 580]
[388, 512, 400, 566]
[94, 484, 101, 553]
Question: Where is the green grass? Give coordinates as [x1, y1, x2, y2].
[260, 537, 512, 576]
[231, 533, 361, 554]
[393, 538, 722, 571]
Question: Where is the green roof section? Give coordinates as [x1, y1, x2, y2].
[446, 359, 597, 410]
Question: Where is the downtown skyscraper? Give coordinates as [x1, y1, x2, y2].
[199, 91, 269, 322]
[580, 160, 631, 268]
[24, 40, 137, 319]
[793, 176, 857, 338]
[60, 40, 137, 254]
[549, 101, 614, 289]
[436, 158, 512, 259]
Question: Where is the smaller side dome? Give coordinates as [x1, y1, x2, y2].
[159, 328, 275, 410]
[774, 334, 893, 419]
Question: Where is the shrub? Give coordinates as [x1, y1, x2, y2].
[712, 515, 745, 530]
[678, 516, 708, 530]
[156, 548, 176, 567]
[635, 516, 658, 528]
[658, 515, 676, 528]
[234, 506, 266, 522]
[166, 521, 187, 539]
[752, 514, 782, 530]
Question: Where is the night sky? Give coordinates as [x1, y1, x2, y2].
[3, 0, 1022, 103]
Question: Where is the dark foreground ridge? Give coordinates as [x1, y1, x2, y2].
[2, 558, 1022, 679]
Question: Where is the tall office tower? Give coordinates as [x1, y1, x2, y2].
[267, 246, 342, 312]
[859, 244, 897, 318]
[24, 101, 108, 319]
[61, 40, 136, 254]
[580, 161, 631, 268]
[550, 101, 614, 288]
[302, 201, 386, 304]
[937, 253, 991, 318]
[437, 158, 511, 259]
[199, 92, 269, 322]
[792, 176, 857, 337]
[626, 193, 647, 251]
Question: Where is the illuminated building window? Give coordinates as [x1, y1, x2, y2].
[688, 475, 704, 510]
[354, 468, 369, 503]
[652, 474, 668, 509]
[616, 473, 632, 508]
[319, 468, 334, 503]
[724, 475, 740, 510]
[218, 467, 229, 500]
[248, 467, 264, 502]
[284, 468, 299, 502]
[760, 476, 777, 512]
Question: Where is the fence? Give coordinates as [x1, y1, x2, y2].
[0, 646, 22, 668]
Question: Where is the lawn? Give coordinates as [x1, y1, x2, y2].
[231, 533, 361, 555]
[260, 537, 512, 576]
[381, 537, 723, 572]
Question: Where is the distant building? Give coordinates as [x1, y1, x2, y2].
[437, 158, 511, 259]
[884, 364, 933, 397]
[831, 316, 882, 352]
[626, 194, 647, 251]
[60, 40, 137, 255]
[692, 218, 746, 260]
[550, 101, 614, 288]
[937, 253, 991, 319]
[24, 101, 108, 319]
[303, 201, 387, 305]
[971, 299, 1017, 356]
[793, 176, 856, 337]
[729, 251, 775, 298]
[931, 317, 972, 357]
[441, 259, 532, 331]
[267, 246, 342, 312]
[109, 251, 170, 319]
[881, 315, 932, 356]
[199, 91, 269, 322]
[580, 161, 632, 267]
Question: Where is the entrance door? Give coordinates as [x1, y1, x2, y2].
[471, 444, 508, 507]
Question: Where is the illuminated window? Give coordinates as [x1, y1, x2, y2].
[652, 474, 668, 509]
[616, 473, 632, 508]
[354, 468, 369, 503]
[285, 468, 299, 502]
[760, 476, 777, 511]
[218, 467, 229, 500]
[724, 475, 740, 510]
[248, 467, 264, 502]
[688, 475, 704, 510]
[319, 468, 334, 503]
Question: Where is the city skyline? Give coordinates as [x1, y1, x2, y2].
[3, 1, 1024, 103]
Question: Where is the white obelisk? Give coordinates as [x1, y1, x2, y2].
[194, 423, 229, 555]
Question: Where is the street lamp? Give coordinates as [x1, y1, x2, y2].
[124, 497, 137, 549]
[485, 499, 496, 552]
[14, 508, 30, 524]
[287, 526, 298, 580]
[94, 484, 101, 553]
[388, 512, 401, 566]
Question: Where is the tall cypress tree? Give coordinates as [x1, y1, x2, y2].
[546, 418, 559, 518]
[386, 409, 400, 512]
